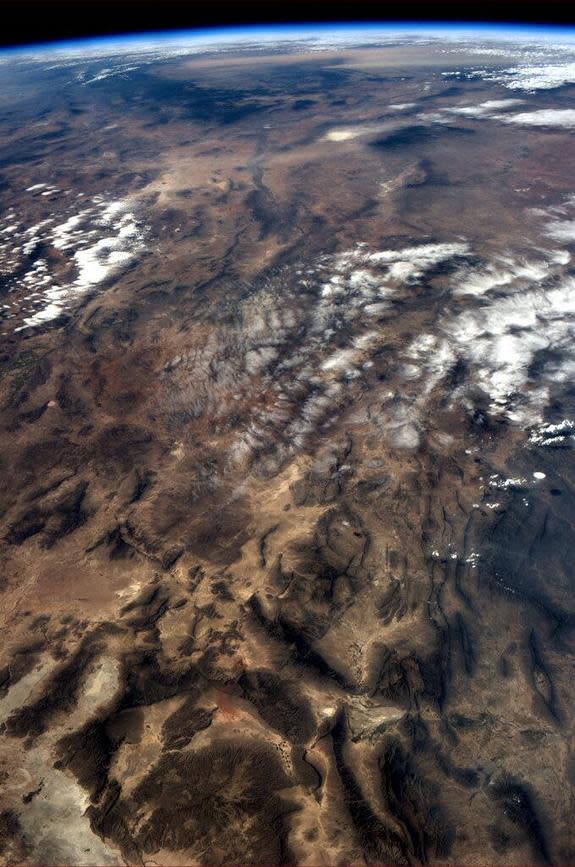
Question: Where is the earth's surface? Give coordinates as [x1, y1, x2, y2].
[0, 23, 575, 866]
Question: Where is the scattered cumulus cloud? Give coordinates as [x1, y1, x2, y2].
[444, 98, 524, 117]
[480, 62, 575, 91]
[502, 108, 575, 127]
[0, 190, 144, 331]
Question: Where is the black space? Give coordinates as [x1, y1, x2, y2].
[1, 0, 575, 50]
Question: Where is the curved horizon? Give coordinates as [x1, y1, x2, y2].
[5, 18, 575, 56]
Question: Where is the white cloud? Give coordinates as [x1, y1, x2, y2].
[479, 98, 526, 110]
[454, 257, 551, 296]
[444, 98, 524, 117]
[529, 419, 575, 446]
[364, 242, 470, 282]
[5, 198, 144, 331]
[502, 108, 575, 127]
[484, 62, 575, 91]
[544, 220, 575, 242]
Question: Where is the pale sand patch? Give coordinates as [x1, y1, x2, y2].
[9, 655, 123, 865]
[0, 657, 58, 725]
